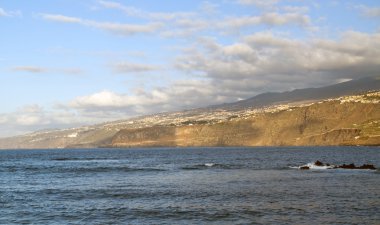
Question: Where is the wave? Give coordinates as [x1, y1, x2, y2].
[289, 163, 334, 170]
[51, 157, 119, 162]
[1, 165, 166, 174]
[181, 163, 241, 170]
[53, 157, 82, 161]
[60, 166, 166, 173]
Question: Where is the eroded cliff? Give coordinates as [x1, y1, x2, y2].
[111, 100, 380, 147]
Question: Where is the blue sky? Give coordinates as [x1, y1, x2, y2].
[0, 0, 379, 136]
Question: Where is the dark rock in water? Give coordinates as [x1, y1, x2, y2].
[339, 163, 356, 169]
[337, 163, 376, 170]
[298, 161, 377, 170]
[359, 164, 376, 170]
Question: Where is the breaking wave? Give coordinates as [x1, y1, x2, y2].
[181, 163, 242, 170]
[289, 162, 334, 170]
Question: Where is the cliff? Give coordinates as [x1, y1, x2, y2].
[111, 99, 380, 147]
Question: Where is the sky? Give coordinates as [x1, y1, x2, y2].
[0, 0, 380, 137]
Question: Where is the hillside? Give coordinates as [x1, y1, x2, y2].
[0, 77, 379, 149]
[111, 92, 380, 147]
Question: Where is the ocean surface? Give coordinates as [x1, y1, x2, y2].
[0, 147, 379, 225]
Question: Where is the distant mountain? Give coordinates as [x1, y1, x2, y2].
[211, 76, 380, 111]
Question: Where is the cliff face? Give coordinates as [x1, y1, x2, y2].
[111, 101, 380, 147]
[111, 121, 261, 147]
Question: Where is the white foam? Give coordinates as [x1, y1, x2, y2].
[291, 162, 335, 170]
[289, 166, 299, 169]
[305, 163, 334, 170]
[205, 163, 215, 167]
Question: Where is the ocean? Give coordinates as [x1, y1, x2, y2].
[0, 147, 379, 224]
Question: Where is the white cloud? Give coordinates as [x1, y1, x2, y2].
[0, 115, 7, 124]
[70, 91, 128, 109]
[237, 0, 280, 7]
[244, 31, 300, 48]
[0, 7, 21, 17]
[0, 8, 8, 16]
[223, 43, 257, 61]
[357, 5, 380, 18]
[112, 62, 160, 74]
[16, 115, 42, 126]
[200, 1, 219, 14]
[97, 0, 195, 21]
[88, 21, 162, 36]
[40, 14, 82, 23]
[367, 8, 380, 17]
[221, 12, 310, 29]
[283, 6, 309, 14]
[40, 13, 162, 36]
[12, 105, 49, 126]
[0, 104, 106, 137]
[175, 31, 380, 97]
[12, 66, 47, 73]
[0, 105, 47, 130]
[61, 68, 84, 75]
[42, 2, 311, 40]
[67, 89, 175, 116]
[96, 1, 208, 37]
[66, 78, 222, 116]
[12, 66, 84, 74]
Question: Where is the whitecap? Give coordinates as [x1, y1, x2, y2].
[302, 162, 334, 170]
[290, 162, 335, 170]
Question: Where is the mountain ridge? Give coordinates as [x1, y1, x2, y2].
[209, 76, 380, 111]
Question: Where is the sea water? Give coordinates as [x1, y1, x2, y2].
[0, 147, 379, 224]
